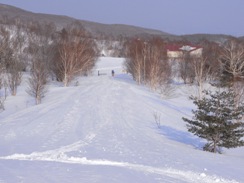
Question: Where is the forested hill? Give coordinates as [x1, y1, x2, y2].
[0, 3, 236, 42]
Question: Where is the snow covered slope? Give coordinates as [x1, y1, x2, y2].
[0, 57, 243, 183]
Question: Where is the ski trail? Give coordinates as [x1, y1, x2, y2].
[42, 98, 82, 148]
[0, 74, 242, 182]
[41, 84, 99, 149]
[0, 150, 238, 183]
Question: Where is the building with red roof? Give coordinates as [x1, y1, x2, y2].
[166, 44, 203, 60]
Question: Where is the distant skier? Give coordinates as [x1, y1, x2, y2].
[111, 70, 115, 77]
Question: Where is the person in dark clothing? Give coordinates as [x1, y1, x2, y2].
[111, 70, 115, 77]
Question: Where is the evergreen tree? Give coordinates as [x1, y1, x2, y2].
[183, 87, 244, 153]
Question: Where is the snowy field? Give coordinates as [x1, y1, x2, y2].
[0, 57, 243, 183]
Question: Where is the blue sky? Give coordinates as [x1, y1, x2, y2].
[0, 0, 243, 36]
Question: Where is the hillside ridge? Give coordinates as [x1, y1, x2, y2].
[0, 3, 236, 41]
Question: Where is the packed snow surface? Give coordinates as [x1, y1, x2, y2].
[0, 57, 243, 183]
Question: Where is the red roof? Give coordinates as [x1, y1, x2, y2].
[166, 44, 202, 52]
[166, 45, 181, 51]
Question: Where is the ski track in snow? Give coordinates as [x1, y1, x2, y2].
[0, 58, 242, 183]
[0, 76, 239, 183]
[42, 89, 96, 149]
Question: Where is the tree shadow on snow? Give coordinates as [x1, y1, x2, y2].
[158, 125, 205, 150]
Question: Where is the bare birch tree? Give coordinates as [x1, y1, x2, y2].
[27, 21, 57, 74]
[219, 39, 244, 107]
[125, 38, 144, 84]
[200, 40, 221, 81]
[192, 56, 211, 99]
[179, 51, 195, 84]
[52, 22, 98, 86]
[26, 24, 53, 105]
[219, 39, 244, 81]
[0, 25, 12, 109]
[26, 60, 48, 105]
[146, 38, 170, 90]
[0, 30, 6, 110]
[0, 26, 22, 96]
[125, 37, 170, 89]
[6, 59, 22, 96]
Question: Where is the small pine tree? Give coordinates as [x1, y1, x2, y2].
[183, 87, 244, 153]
